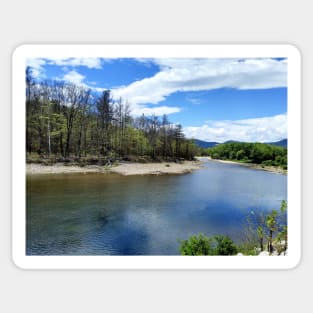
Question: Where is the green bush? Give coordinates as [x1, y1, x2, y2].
[237, 242, 258, 256]
[214, 235, 238, 255]
[179, 234, 214, 255]
[208, 142, 287, 168]
[262, 160, 274, 166]
[179, 234, 238, 256]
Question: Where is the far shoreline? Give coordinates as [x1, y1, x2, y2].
[26, 160, 203, 176]
[26, 157, 287, 176]
[204, 157, 287, 175]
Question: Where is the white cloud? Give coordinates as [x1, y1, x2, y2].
[26, 57, 287, 119]
[59, 70, 177, 116]
[26, 58, 104, 81]
[113, 58, 287, 106]
[131, 105, 181, 116]
[186, 95, 202, 105]
[183, 113, 287, 143]
[58, 70, 106, 93]
[47, 58, 103, 69]
[26, 58, 46, 79]
[63, 70, 85, 85]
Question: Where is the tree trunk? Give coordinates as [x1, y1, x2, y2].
[268, 230, 273, 254]
[77, 126, 83, 159]
[59, 133, 64, 157]
[47, 117, 51, 156]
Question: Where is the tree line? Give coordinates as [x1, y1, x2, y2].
[26, 67, 199, 164]
[205, 141, 287, 169]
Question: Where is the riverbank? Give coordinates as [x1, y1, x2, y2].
[26, 160, 202, 176]
[204, 157, 287, 175]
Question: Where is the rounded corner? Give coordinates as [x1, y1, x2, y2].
[284, 43, 302, 60]
[285, 253, 302, 270]
[11, 43, 29, 61]
[11, 253, 27, 270]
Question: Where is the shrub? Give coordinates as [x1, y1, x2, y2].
[179, 234, 238, 256]
[214, 235, 238, 255]
[179, 234, 214, 255]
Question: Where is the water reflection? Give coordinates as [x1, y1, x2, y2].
[26, 160, 287, 255]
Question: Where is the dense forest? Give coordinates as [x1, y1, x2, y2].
[206, 141, 287, 169]
[25, 67, 199, 164]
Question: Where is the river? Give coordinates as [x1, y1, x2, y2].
[26, 159, 287, 255]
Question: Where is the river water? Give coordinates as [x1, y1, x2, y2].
[26, 159, 287, 255]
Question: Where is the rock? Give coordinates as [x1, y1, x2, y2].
[259, 251, 270, 256]
[236, 253, 244, 256]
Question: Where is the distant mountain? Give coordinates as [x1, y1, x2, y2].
[266, 139, 287, 148]
[223, 140, 239, 144]
[193, 138, 287, 149]
[193, 139, 219, 148]
[223, 139, 287, 148]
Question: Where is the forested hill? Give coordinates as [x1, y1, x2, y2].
[207, 141, 287, 169]
[267, 139, 287, 148]
[26, 70, 199, 163]
[193, 138, 287, 149]
[193, 139, 219, 148]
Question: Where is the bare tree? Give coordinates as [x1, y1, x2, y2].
[62, 84, 89, 158]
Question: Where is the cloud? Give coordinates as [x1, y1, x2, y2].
[57, 69, 105, 93]
[59, 70, 177, 116]
[183, 113, 287, 143]
[26, 58, 104, 81]
[63, 70, 85, 85]
[26, 58, 46, 79]
[26, 57, 287, 119]
[186, 95, 202, 105]
[131, 105, 181, 116]
[113, 58, 287, 106]
[47, 58, 103, 69]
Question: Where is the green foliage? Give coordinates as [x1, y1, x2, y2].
[214, 235, 238, 255]
[179, 234, 237, 256]
[179, 234, 214, 255]
[266, 209, 278, 253]
[280, 200, 287, 213]
[242, 201, 287, 255]
[257, 225, 265, 251]
[25, 76, 197, 162]
[208, 142, 287, 169]
[180, 201, 287, 256]
[236, 242, 258, 256]
[276, 226, 287, 254]
[236, 149, 245, 160]
[266, 210, 278, 233]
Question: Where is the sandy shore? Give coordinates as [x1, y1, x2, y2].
[205, 157, 287, 175]
[110, 161, 202, 176]
[26, 161, 202, 176]
[26, 163, 107, 175]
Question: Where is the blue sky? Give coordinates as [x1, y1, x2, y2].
[26, 57, 287, 142]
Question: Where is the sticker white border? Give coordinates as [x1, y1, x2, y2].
[12, 44, 301, 269]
